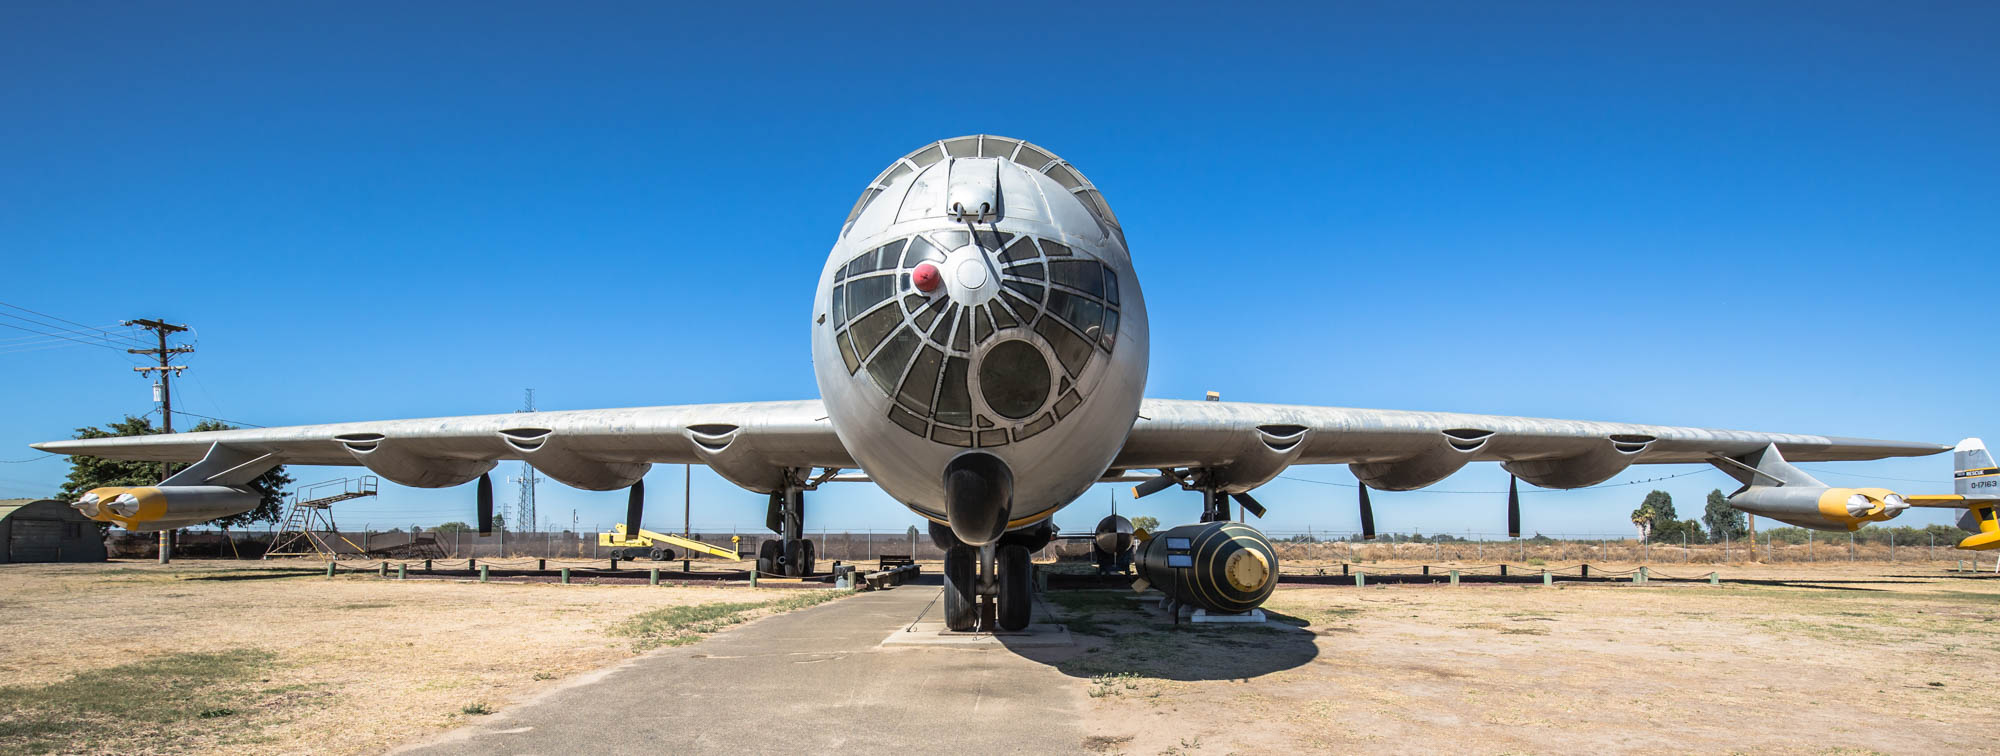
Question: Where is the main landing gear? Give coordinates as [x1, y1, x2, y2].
[756, 473, 817, 578]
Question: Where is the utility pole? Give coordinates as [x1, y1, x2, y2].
[1746, 514, 1757, 562]
[127, 318, 192, 564]
[512, 389, 542, 533]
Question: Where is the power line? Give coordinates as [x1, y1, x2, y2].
[0, 301, 144, 346]
[0, 454, 56, 464]
[0, 320, 132, 353]
[169, 409, 265, 429]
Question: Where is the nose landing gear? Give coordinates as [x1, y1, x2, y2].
[936, 521, 1048, 633]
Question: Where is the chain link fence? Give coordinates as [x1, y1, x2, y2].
[102, 526, 1990, 567]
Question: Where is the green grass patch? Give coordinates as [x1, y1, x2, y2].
[0, 648, 274, 755]
[609, 589, 852, 651]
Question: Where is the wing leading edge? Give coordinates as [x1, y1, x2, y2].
[1116, 399, 1945, 492]
[33, 400, 854, 494]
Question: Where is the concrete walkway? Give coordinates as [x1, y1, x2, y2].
[399, 586, 1087, 755]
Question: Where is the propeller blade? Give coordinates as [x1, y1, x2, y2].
[1359, 484, 1376, 541]
[476, 473, 493, 536]
[1229, 492, 1267, 518]
[1131, 474, 1180, 499]
[1507, 475, 1521, 538]
[626, 479, 645, 537]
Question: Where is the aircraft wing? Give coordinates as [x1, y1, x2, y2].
[1115, 399, 1946, 491]
[32, 400, 853, 493]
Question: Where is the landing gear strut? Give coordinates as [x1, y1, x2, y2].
[760, 470, 817, 577]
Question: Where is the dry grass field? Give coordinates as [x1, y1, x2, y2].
[0, 560, 846, 755]
[1037, 563, 2000, 755]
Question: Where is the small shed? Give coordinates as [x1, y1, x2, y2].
[0, 499, 108, 563]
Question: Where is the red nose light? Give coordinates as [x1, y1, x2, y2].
[913, 262, 942, 293]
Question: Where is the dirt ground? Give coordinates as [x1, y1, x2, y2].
[6, 559, 1997, 755]
[1032, 561, 2000, 755]
[0, 559, 843, 755]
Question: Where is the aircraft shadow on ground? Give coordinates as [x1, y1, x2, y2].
[1006, 590, 1320, 682]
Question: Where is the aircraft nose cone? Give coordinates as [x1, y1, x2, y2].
[954, 259, 987, 289]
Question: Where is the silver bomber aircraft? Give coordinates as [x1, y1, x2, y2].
[36, 135, 1950, 631]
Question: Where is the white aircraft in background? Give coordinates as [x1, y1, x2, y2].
[42, 135, 1979, 631]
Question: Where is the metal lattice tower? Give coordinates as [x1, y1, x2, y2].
[511, 389, 542, 531]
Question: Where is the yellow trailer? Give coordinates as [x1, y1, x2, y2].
[598, 524, 744, 561]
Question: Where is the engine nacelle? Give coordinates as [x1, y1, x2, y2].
[1134, 521, 1278, 614]
[1728, 485, 1908, 532]
[72, 485, 260, 532]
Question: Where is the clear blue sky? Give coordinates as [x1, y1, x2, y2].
[3, 2, 1993, 538]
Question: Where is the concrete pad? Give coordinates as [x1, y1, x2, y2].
[397, 587, 1086, 755]
[882, 621, 1073, 648]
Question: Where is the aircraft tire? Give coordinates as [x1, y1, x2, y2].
[784, 540, 807, 577]
[997, 544, 1032, 632]
[801, 539, 816, 576]
[757, 539, 781, 576]
[943, 545, 977, 632]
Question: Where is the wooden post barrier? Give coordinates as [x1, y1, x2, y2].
[1354, 570, 1366, 587]
[649, 568, 660, 586]
[1449, 569, 1459, 586]
[325, 562, 335, 578]
[479, 565, 489, 582]
[1499, 564, 1508, 577]
[378, 563, 388, 578]
[560, 568, 571, 585]
[397, 564, 406, 580]
[1542, 569, 1551, 586]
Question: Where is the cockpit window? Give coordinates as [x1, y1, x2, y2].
[902, 237, 944, 267]
[837, 231, 1123, 447]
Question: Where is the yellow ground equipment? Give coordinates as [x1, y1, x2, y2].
[598, 525, 744, 561]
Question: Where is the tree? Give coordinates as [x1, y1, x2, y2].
[433, 522, 476, 533]
[1631, 490, 1681, 543]
[1702, 488, 1748, 543]
[1128, 515, 1159, 534]
[58, 415, 293, 529]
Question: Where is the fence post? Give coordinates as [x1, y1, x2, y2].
[649, 568, 660, 586]
[560, 567, 570, 585]
[398, 564, 406, 580]
[479, 564, 489, 582]
[1636, 566, 1648, 584]
[424, 558, 432, 572]
[1542, 569, 1551, 586]
[1449, 569, 1459, 586]
[1709, 571, 1718, 585]
[1581, 563, 1589, 578]
[378, 563, 387, 578]
[1354, 570, 1365, 587]
[325, 561, 335, 578]
[1499, 564, 1508, 577]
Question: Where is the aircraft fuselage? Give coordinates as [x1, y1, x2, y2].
[810, 136, 1149, 546]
